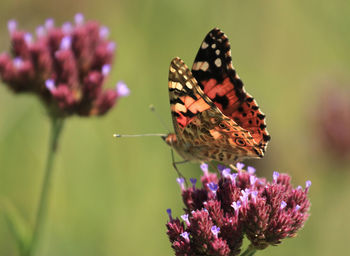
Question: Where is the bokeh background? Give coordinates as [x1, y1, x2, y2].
[0, 0, 349, 255]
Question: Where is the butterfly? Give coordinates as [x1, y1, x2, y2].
[163, 28, 270, 168]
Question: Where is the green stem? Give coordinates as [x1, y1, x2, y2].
[240, 244, 257, 256]
[27, 117, 65, 256]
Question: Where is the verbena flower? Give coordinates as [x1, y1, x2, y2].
[317, 87, 350, 159]
[0, 14, 129, 117]
[166, 165, 311, 255]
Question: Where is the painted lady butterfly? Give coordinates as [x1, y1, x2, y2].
[164, 28, 270, 167]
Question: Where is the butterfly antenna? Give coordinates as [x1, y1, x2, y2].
[113, 133, 167, 138]
[149, 104, 171, 133]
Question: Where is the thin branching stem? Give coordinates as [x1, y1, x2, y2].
[27, 117, 65, 256]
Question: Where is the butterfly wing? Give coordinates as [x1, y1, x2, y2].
[191, 28, 270, 153]
[168, 57, 214, 137]
[168, 57, 263, 163]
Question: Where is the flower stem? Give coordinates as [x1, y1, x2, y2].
[240, 244, 257, 256]
[27, 117, 65, 256]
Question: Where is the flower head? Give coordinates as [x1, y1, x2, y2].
[166, 164, 311, 255]
[0, 15, 128, 118]
[317, 86, 350, 160]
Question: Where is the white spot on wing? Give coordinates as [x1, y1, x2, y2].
[175, 83, 183, 90]
[211, 43, 216, 49]
[201, 62, 209, 71]
[185, 81, 193, 89]
[201, 42, 209, 49]
[215, 49, 220, 55]
[192, 61, 209, 71]
[215, 58, 222, 67]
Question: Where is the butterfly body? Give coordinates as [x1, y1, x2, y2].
[165, 29, 270, 166]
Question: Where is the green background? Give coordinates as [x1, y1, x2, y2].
[0, 0, 349, 255]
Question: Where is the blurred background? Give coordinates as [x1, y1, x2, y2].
[0, 0, 349, 255]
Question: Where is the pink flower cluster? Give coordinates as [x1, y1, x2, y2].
[0, 14, 129, 117]
[166, 163, 311, 256]
[318, 87, 350, 159]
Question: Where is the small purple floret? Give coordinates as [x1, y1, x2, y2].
[306, 180, 312, 189]
[180, 231, 190, 242]
[273, 171, 280, 182]
[166, 208, 172, 221]
[200, 163, 209, 173]
[207, 182, 218, 193]
[222, 168, 231, 178]
[217, 164, 226, 172]
[211, 225, 220, 237]
[250, 175, 257, 185]
[99, 26, 110, 39]
[181, 214, 189, 224]
[176, 177, 185, 190]
[280, 201, 287, 210]
[251, 190, 258, 201]
[231, 200, 241, 212]
[74, 13, 84, 25]
[190, 178, 197, 188]
[102, 64, 111, 76]
[107, 42, 116, 52]
[62, 22, 73, 34]
[36, 26, 45, 37]
[24, 33, 33, 45]
[7, 20, 17, 33]
[13, 57, 23, 69]
[247, 166, 256, 174]
[45, 18, 54, 30]
[60, 36, 72, 50]
[116, 81, 130, 97]
[236, 162, 244, 171]
[45, 79, 55, 91]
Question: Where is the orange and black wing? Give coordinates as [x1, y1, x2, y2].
[191, 28, 270, 152]
[168, 57, 217, 135]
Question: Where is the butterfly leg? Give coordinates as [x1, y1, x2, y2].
[171, 149, 188, 185]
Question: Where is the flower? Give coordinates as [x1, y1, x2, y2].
[166, 164, 311, 255]
[0, 14, 128, 118]
[317, 86, 350, 160]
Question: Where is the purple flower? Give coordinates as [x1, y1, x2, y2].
[217, 164, 227, 172]
[181, 214, 190, 225]
[231, 200, 241, 212]
[180, 231, 190, 242]
[317, 86, 350, 159]
[280, 200, 287, 210]
[176, 177, 185, 190]
[306, 180, 312, 189]
[0, 14, 128, 118]
[247, 166, 256, 174]
[200, 163, 209, 173]
[8, 20, 17, 33]
[166, 208, 173, 221]
[116, 81, 130, 97]
[166, 164, 311, 255]
[211, 225, 220, 237]
[273, 171, 280, 182]
[190, 178, 197, 189]
[207, 182, 218, 194]
[236, 162, 244, 171]
[250, 175, 257, 185]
